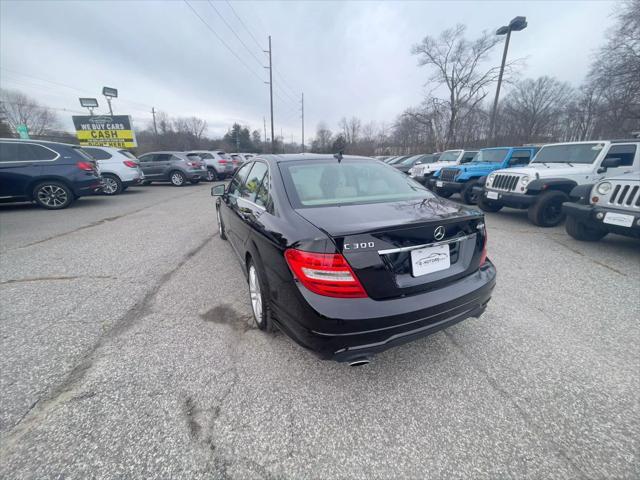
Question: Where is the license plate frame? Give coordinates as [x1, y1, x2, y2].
[603, 211, 634, 227]
[410, 244, 451, 277]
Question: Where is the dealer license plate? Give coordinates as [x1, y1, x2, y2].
[486, 191, 499, 200]
[603, 212, 634, 228]
[436, 181, 443, 188]
[410, 244, 450, 277]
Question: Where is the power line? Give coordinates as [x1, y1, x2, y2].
[207, 0, 264, 69]
[224, 0, 264, 52]
[183, 0, 265, 84]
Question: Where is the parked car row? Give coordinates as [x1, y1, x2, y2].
[0, 138, 258, 209]
[389, 139, 639, 241]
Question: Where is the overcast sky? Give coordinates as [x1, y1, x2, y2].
[0, 0, 618, 141]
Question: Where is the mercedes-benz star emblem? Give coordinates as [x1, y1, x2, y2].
[434, 226, 446, 241]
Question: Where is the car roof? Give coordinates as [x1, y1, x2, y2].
[0, 138, 78, 147]
[258, 153, 375, 163]
[141, 151, 184, 155]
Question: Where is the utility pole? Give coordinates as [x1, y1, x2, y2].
[151, 107, 158, 135]
[263, 117, 267, 151]
[301, 92, 305, 153]
[264, 36, 275, 154]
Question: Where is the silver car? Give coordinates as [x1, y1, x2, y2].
[137, 151, 207, 186]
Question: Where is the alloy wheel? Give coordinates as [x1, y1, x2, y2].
[543, 201, 563, 224]
[37, 185, 68, 207]
[103, 177, 118, 194]
[249, 265, 263, 325]
[171, 172, 184, 186]
[206, 170, 215, 181]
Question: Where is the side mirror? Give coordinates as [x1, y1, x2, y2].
[415, 161, 422, 165]
[597, 157, 621, 173]
[211, 184, 226, 196]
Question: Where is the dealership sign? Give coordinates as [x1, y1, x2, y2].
[72, 115, 137, 148]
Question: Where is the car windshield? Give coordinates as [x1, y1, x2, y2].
[438, 150, 461, 162]
[532, 143, 604, 164]
[399, 155, 422, 165]
[472, 149, 509, 163]
[281, 159, 432, 207]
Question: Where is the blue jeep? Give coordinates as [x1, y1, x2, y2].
[428, 146, 538, 204]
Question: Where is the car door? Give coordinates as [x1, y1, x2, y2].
[153, 153, 174, 180]
[223, 162, 254, 254]
[600, 144, 638, 177]
[0, 142, 54, 199]
[234, 161, 269, 248]
[506, 149, 533, 169]
[137, 154, 156, 178]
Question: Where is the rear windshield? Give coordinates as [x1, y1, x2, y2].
[118, 150, 138, 160]
[473, 149, 509, 163]
[438, 150, 461, 162]
[280, 159, 433, 208]
[532, 143, 604, 164]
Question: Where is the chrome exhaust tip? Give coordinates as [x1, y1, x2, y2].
[348, 357, 371, 367]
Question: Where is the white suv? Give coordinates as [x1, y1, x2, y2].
[479, 140, 639, 227]
[409, 149, 477, 184]
[186, 150, 233, 181]
[83, 146, 144, 195]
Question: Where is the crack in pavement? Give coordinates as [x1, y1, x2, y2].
[547, 237, 627, 277]
[0, 275, 118, 285]
[443, 330, 591, 480]
[0, 233, 216, 457]
[11, 189, 204, 252]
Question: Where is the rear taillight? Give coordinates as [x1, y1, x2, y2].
[479, 229, 488, 266]
[76, 161, 95, 171]
[123, 160, 138, 168]
[218, 159, 228, 164]
[284, 249, 367, 298]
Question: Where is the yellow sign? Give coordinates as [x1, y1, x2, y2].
[72, 115, 137, 148]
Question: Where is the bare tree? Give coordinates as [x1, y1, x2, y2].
[0, 89, 60, 136]
[338, 116, 362, 145]
[501, 76, 574, 143]
[412, 25, 518, 147]
[311, 122, 333, 153]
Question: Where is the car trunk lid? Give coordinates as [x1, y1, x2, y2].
[294, 199, 485, 300]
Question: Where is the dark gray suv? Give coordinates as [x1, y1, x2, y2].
[137, 151, 207, 186]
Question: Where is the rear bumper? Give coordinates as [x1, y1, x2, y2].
[185, 169, 205, 180]
[482, 189, 536, 209]
[275, 261, 496, 362]
[74, 177, 104, 197]
[563, 202, 640, 236]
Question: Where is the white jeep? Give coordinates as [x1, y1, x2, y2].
[409, 149, 478, 185]
[563, 171, 640, 241]
[478, 140, 640, 227]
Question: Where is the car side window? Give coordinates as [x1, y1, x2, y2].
[227, 162, 254, 197]
[138, 154, 153, 162]
[242, 162, 268, 204]
[0, 142, 19, 162]
[255, 168, 272, 211]
[83, 147, 112, 160]
[461, 152, 476, 163]
[509, 151, 531, 165]
[154, 154, 172, 162]
[605, 145, 636, 166]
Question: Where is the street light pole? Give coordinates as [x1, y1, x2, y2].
[488, 16, 527, 145]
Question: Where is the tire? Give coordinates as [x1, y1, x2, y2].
[565, 215, 607, 241]
[477, 196, 503, 213]
[461, 180, 479, 205]
[102, 174, 123, 195]
[33, 181, 74, 210]
[528, 190, 569, 227]
[205, 168, 217, 182]
[217, 207, 227, 240]
[121, 185, 129, 192]
[436, 189, 453, 198]
[190, 179, 200, 185]
[169, 171, 186, 186]
[247, 258, 273, 331]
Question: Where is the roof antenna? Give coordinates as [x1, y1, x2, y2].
[334, 151, 343, 163]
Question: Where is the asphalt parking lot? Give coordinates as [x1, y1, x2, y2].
[0, 183, 639, 479]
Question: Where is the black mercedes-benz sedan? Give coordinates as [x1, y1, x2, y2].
[212, 154, 496, 364]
